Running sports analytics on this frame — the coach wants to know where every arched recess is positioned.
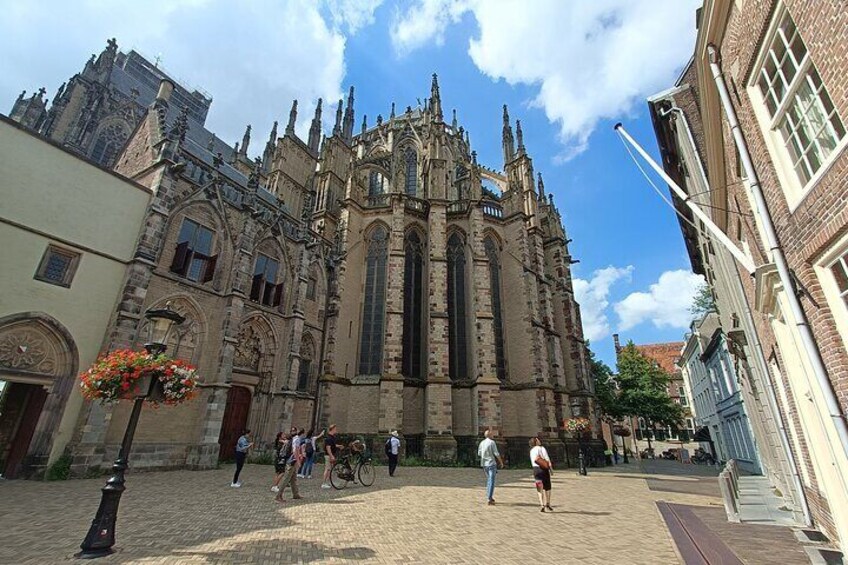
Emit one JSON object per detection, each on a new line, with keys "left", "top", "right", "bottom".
{"left": 89, "top": 119, "right": 130, "bottom": 167}
{"left": 358, "top": 222, "right": 390, "bottom": 376}
{"left": 483, "top": 234, "right": 508, "bottom": 382}
{"left": 297, "top": 333, "right": 316, "bottom": 393}
{"left": 162, "top": 201, "right": 232, "bottom": 289}
{"left": 402, "top": 226, "right": 427, "bottom": 380}
{"left": 0, "top": 312, "right": 79, "bottom": 478}
{"left": 232, "top": 313, "right": 277, "bottom": 388}
{"left": 135, "top": 295, "right": 207, "bottom": 366}
{"left": 446, "top": 229, "right": 470, "bottom": 381}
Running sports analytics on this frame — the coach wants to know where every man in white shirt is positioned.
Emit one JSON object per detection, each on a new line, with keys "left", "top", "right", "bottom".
{"left": 477, "top": 429, "right": 504, "bottom": 505}
{"left": 386, "top": 430, "right": 401, "bottom": 477}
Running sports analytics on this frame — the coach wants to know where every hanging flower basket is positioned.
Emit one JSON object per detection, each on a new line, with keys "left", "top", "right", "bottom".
{"left": 613, "top": 427, "right": 632, "bottom": 437}
{"left": 563, "top": 417, "right": 592, "bottom": 436}
{"left": 79, "top": 349, "right": 199, "bottom": 406}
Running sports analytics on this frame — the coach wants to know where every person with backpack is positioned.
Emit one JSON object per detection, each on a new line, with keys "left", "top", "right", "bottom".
{"left": 529, "top": 436, "right": 554, "bottom": 512}
{"left": 385, "top": 430, "right": 401, "bottom": 477}
{"left": 300, "top": 428, "right": 323, "bottom": 479}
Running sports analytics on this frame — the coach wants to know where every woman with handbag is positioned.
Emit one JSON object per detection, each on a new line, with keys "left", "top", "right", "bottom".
{"left": 529, "top": 437, "right": 554, "bottom": 512}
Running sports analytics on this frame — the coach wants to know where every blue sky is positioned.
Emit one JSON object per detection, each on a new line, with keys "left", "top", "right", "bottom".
{"left": 1, "top": 0, "right": 703, "bottom": 367}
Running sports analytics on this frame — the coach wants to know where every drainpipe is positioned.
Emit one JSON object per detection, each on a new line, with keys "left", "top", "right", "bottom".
{"left": 707, "top": 44, "right": 848, "bottom": 468}
{"left": 660, "top": 104, "right": 812, "bottom": 526}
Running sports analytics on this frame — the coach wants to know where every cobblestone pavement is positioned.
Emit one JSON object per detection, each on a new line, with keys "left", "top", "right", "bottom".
{"left": 0, "top": 461, "right": 800, "bottom": 564}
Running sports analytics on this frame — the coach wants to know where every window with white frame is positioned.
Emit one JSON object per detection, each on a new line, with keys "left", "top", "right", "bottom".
{"left": 817, "top": 237, "right": 848, "bottom": 350}
{"left": 752, "top": 8, "right": 845, "bottom": 191}
{"left": 829, "top": 250, "right": 848, "bottom": 309}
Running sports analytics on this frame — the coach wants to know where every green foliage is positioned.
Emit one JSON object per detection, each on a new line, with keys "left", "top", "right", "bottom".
{"left": 400, "top": 456, "right": 474, "bottom": 468}
{"left": 690, "top": 283, "right": 716, "bottom": 318}
{"left": 45, "top": 454, "right": 72, "bottom": 481}
{"left": 247, "top": 451, "right": 274, "bottom": 465}
{"left": 616, "top": 342, "right": 685, "bottom": 429}
{"left": 588, "top": 345, "right": 623, "bottom": 421}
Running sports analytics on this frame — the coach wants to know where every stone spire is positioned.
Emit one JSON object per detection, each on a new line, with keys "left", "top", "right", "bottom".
{"left": 308, "top": 98, "right": 322, "bottom": 153}
{"left": 516, "top": 119, "right": 525, "bottom": 155}
{"left": 262, "top": 121, "right": 278, "bottom": 171}
{"left": 361, "top": 114, "right": 367, "bottom": 135}
{"left": 430, "top": 73, "right": 443, "bottom": 122}
{"left": 342, "top": 86, "right": 355, "bottom": 141}
{"left": 537, "top": 172, "right": 545, "bottom": 200}
{"left": 451, "top": 109, "right": 457, "bottom": 130}
{"left": 502, "top": 104, "right": 515, "bottom": 165}
{"left": 390, "top": 102, "right": 395, "bottom": 120}
{"left": 333, "top": 98, "right": 343, "bottom": 137}
{"left": 286, "top": 100, "right": 297, "bottom": 135}
{"left": 240, "top": 124, "right": 251, "bottom": 156}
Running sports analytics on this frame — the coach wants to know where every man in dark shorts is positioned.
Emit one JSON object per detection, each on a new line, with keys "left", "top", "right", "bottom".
{"left": 321, "top": 424, "right": 339, "bottom": 489}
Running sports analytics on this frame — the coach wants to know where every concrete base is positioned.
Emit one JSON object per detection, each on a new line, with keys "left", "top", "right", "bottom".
{"left": 423, "top": 435, "right": 457, "bottom": 462}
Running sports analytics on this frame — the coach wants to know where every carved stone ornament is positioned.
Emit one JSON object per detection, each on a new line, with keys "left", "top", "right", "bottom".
{"left": 0, "top": 325, "right": 62, "bottom": 376}
{"left": 233, "top": 325, "right": 262, "bottom": 372}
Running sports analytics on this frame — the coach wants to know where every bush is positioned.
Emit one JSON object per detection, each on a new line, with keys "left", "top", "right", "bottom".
{"left": 247, "top": 451, "right": 274, "bottom": 465}
{"left": 45, "top": 454, "right": 72, "bottom": 481}
{"left": 400, "top": 456, "right": 474, "bottom": 468}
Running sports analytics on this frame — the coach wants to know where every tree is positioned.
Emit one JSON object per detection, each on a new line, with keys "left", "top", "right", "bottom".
{"left": 690, "top": 283, "right": 716, "bottom": 318}
{"left": 588, "top": 345, "right": 622, "bottom": 421}
{"left": 615, "top": 342, "right": 685, "bottom": 451}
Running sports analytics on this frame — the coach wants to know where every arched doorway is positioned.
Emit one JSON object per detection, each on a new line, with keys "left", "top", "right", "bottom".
{"left": 0, "top": 313, "right": 77, "bottom": 478}
{"left": 218, "top": 386, "right": 251, "bottom": 461}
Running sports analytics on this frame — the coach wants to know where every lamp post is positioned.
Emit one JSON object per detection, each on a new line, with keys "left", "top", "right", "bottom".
{"left": 570, "top": 400, "right": 588, "bottom": 477}
{"left": 76, "top": 304, "right": 184, "bottom": 559}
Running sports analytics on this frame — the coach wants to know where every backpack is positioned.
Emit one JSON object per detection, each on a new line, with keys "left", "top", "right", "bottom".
{"left": 385, "top": 438, "right": 392, "bottom": 456}
{"left": 305, "top": 439, "right": 315, "bottom": 458}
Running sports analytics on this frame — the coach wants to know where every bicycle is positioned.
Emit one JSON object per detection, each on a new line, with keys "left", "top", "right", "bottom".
{"left": 330, "top": 440, "right": 375, "bottom": 489}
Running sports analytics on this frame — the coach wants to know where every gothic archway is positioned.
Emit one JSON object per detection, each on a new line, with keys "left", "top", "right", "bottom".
{"left": 0, "top": 312, "right": 78, "bottom": 478}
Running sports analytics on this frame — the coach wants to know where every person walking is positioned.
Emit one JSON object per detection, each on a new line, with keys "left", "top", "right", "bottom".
{"left": 386, "top": 430, "right": 401, "bottom": 477}
{"left": 276, "top": 429, "right": 304, "bottom": 503}
{"left": 231, "top": 429, "right": 253, "bottom": 487}
{"left": 300, "top": 428, "right": 323, "bottom": 479}
{"left": 530, "top": 437, "right": 554, "bottom": 512}
{"left": 478, "top": 429, "right": 503, "bottom": 505}
{"left": 271, "top": 431, "right": 290, "bottom": 493}
{"left": 321, "top": 424, "right": 339, "bottom": 489}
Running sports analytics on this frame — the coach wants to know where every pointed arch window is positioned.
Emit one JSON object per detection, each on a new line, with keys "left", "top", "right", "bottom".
{"left": 369, "top": 170, "right": 386, "bottom": 196}
{"left": 297, "top": 336, "right": 315, "bottom": 392}
{"left": 403, "top": 230, "right": 425, "bottom": 379}
{"left": 485, "top": 237, "right": 507, "bottom": 382}
{"left": 404, "top": 147, "right": 418, "bottom": 196}
{"left": 447, "top": 232, "right": 468, "bottom": 380}
{"left": 358, "top": 225, "right": 388, "bottom": 375}
{"left": 90, "top": 123, "right": 128, "bottom": 167}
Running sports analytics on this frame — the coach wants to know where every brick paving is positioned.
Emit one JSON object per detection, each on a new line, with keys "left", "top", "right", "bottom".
{"left": 0, "top": 461, "right": 809, "bottom": 564}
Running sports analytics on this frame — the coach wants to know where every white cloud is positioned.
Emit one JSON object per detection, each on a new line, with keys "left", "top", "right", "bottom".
{"left": 324, "top": 0, "right": 385, "bottom": 34}
{"left": 390, "top": 0, "right": 700, "bottom": 160}
{"left": 614, "top": 269, "right": 704, "bottom": 332}
{"left": 573, "top": 265, "right": 634, "bottom": 342}
{"left": 0, "top": 0, "right": 354, "bottom": 151}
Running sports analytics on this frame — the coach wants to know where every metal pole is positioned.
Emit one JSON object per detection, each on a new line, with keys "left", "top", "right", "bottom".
{"left": 707, "top": 44, "right": 848, "bottom": 468}
{"left": 76, "top": 376, "right": 154, "bottom": 559}
{"left": 614, "top": 123, "right": 756, "bottom": 274}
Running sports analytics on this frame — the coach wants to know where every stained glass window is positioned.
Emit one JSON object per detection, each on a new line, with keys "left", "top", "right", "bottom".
{"left": 402, "top": 231, "right": 425, "bottom": 379}
{"left": 358, "top": 225, "right": 388, "bottom": 375}
{"left": 447, "top": 232, "right": 468, "bottom": 380}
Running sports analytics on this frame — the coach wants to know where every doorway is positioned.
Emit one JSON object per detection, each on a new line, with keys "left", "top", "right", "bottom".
{"left": 0, "top": 381, "right": 49, "bottom": 478}
{"left": 218, "top": 386, "right": 251, "bottom": 461}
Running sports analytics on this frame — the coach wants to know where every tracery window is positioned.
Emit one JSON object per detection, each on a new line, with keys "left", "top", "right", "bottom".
{"left": 484, "top": 237, "right": 507, "bottom": 381}
{"left": 369, "top": 170, "right": 387, "bottom": 196}
{"left": 171, "top": 218, "right": 217, "bottom": 283}
{"left": 90, "top": 123, "right": 129, "bottom": 167}
{"left": 447, "top": 232, "right": 468, "bottom": 380}
{"left": 358, "top": 225, "right": 388, "bottom": 375}
{"left": 404, "top": 147, "right": 418, "bottom": 196}
{"left": 402, "top": 230, "right": 425, "bottom": 379}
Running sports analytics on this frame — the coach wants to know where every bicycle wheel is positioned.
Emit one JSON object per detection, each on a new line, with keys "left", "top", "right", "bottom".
{"left": 357, "top": 460, "right": 375, "bottom": 486}
{"left": 330, "top": 461, "right": 350, "bottom": 490}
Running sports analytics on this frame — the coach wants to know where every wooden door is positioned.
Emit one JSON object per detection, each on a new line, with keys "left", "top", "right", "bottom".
{"left": 1, "top": 383, "right": 48, "bottom": 479}
{"left": 218, "top": 386, "right": 251, "bottom": 461}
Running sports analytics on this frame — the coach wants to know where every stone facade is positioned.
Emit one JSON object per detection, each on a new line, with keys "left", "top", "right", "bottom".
{"left": 8, "top": 42, "right": 602, "bottom": 470}
{"left": 650, "top": 0, "right": 848, "bottom": 550}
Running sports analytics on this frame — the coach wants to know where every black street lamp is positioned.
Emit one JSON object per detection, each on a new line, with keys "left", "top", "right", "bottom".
{"left": 76, "top": 304, "right": 184, "bottom": 559}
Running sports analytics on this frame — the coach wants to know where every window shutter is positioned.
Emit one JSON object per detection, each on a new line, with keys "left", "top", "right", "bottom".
{"left": 170, "top": 241, "right": 191, "bottom": 275}
{"left": 272, "top": 283, "right": 284, "bottom": 307}
{"left": 202, "top": 254, "right": 218, "bottom": 283}
{"left": 250, "top": 274, "right": 263, "bottom": 302}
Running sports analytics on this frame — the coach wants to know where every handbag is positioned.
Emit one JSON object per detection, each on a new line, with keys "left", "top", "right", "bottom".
{"left": 534, "top": 456, "right": 550, "bottom": 470}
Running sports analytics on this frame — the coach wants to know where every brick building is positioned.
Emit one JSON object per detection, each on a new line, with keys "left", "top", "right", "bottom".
{"left": 649, "top": 0, "right": 848, "bottom": 550}
{"left": 4, "top": 40, "right": 602, "bottom": 474}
